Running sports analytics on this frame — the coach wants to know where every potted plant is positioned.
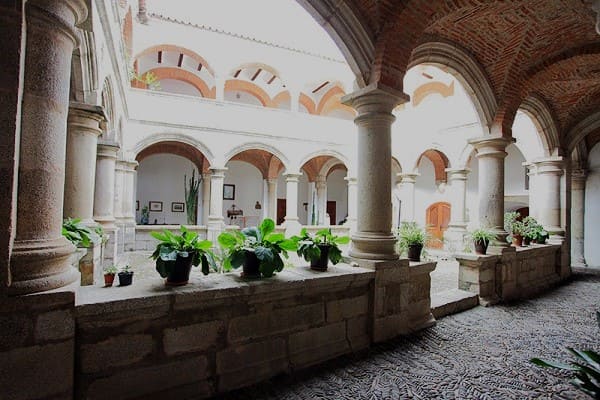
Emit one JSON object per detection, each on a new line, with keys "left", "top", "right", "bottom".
{"left": 62, "top": 218, "right": 93, "bottom": 247}
{"left": 103, "top": 265, "right": 118, "bottom": 287}
{"left": 118, "top": 265, "right": 134, "bottom": 286}
{"left": 522, "top": 216, "right": 539, "bottom": 246}
{"left": 150, "top": 226, "right": 215, "bottom": 286}
{"left": 293, "top": 228, "right": 350, "bottom": 271}
{"left": 504, "top": 211, "right": 525, "bottom": 247}
{"left": 396, "top": 222, "right": 428, "bottom": 262}
{"left": 469, "top": 227, "right": 497, "bottom": 255}
{"left": 217, "top": 218, "right": 297, "bottom": 278}
{"left": 140, "top": 205, "right": 150, "bottom": 225}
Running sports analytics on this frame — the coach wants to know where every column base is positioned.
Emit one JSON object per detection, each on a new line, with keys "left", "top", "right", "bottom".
{"left": 115, "top": 218, "right": 136, "bottom": 253}
{"left": 101, "top": 226, "right": 119, "bottom": 268}
{"left": 572, "top": 258, "right": 587, "bottom": 268}
{"left": 445, "top": 224, "right": 468, "bottom": 253}
{"left": 282, "top": 217, "right": 302, "bottom": 236}
{"left": 8, "top": 237, "right": 79, "bottom": 295}
{"left": 349, "top": 231, "right": 399, "bottom": 261}
{"left": 207, "top": 216, "right": 225, "bottom": 242}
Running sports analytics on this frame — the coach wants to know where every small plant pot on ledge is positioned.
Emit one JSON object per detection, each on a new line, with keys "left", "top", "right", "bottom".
{"left": 310, "top": 244, "right": 330, "bottom": 271}
{"left": 165, "top": 254, "right": 195, "bottom": 286}
{"left": 103, "top": 273, "right": 115, "bottom": 287}
{"left": 242, "top": 251, "right": 261, "bottom": 279}
{"left": 118, "top": 271, "right": 134, "bottom": 286}
{"left": 474, "top": 239, "right": 489, "bottom": 255}
{"left": 407, "top": 244, "right": 423, "bottom": 262}
{"left": 512, "top": 234, "right": 524, "bottom": 247}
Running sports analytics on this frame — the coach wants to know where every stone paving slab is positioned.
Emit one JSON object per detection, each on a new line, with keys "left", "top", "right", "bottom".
{"left": 218, "top": 274, "right": 600, "bottom": 400}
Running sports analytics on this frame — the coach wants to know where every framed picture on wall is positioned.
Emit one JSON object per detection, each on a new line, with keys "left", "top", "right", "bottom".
{"left": 223, "top": 184, "right": 235, "bottom": 200}
{"left": 171, "top": 202, "right": 184, "bottom": 212}
{"left": 136, "top": 200, "right": 139, "bottom": 211}
{"left": 149, "top": 201, "right": 163, "bottom": 212}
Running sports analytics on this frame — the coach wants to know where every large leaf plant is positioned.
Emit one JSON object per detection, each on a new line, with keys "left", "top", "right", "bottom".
{"left": 217, "top": 218, "right": 297, "bottom": 278}
{"left": 150, "top": 226, "right": 216, "bottom": 277}
{"left": 293, "top": 228, "right": 349, "bottom": 265}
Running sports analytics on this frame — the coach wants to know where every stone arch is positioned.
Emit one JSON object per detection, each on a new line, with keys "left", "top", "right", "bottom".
{"left": 316, "top": 85, "right": 344, "bottom": 114}
{"left": 571, "top": 141, "right": 588, "bottom": 171}
{"left": 135, "top": 140, "right": 211, "bottom": 173}
{"left": 100, "top": 77, "right": 116, "bottom": 141}
{"left": 228, "top": 62, "right": 285, "bottom": 84}
{"left": 409, "top": 41, "right": 498, "bottom": 132}
{"left": 224, "top": 80, "right": 273, "bottom": 107}
{"left": 459, "top": 144, "right": 477, "bottom": 169}
{"left": 567, "top": 111, "right": 600, "bottom": 153}
{"left": 415, "top": 149, "right": 451, "bottom": 183}
{"left": 519, "top": 95, "right": 560, "bottom": 157}
{"left": 146, "top": 67, "right": 213, "bottom": 98}
{"left": 412, "top": 81, "right": 455, "bottom": 107}
{"left": 224, "top": 142, "right": 290, "bottom": 173}
{"left": 227, "top": 149, "right": 286, "bottom": 180}
{"left": 298, "top": 149, "right": 353, "bottom": 177}
{"left": 272, "top": 91, "right": 291, "bottom": 108}
{"left": 299, "top": 93, "right": 317, "bottom": 114}
{"left": 134, "top": 44, "right": 216, "bottom": 76}
{"left": 319, "top": 157, "right": 347, "bottom": 177}
{"left": 133, "top": 133, "right": 215, "bottom": 167}
{"left": 70, "top": 30, "right": 97, "bottom": 104}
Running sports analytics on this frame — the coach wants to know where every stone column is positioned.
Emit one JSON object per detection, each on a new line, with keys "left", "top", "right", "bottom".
{"left": 398, "top": 173, "right": 418, "bottom": 223}
{"left": 344, "top": 176, "right": 358, "bottom": 232}
{"left": 525, "top": 163, "right": 539, "bottom": 220}
{"left": 266, "top": 178, "right": 278, "bottom": 222}
{"left": 64, "top": 103, "right": 104, "bottom": 225}
{"left": 9, "top": 0, "right": 88, "bottom": 295}
{"left": 315, "top": 175, "right": 328, "bottom": 225}
{"left": 445, "top": 168, "right": 470, "bottom": 250}
{"left": 283, "top": 173, "right": 302, "bottom": 235}
{"left": 115, "top": 158, "right": 138, "bottom": 253}
{"left": 201, "top": 172, "right": 211, "bottom": 225}
{"left": 571, "top": 169, "right": 587, "bottom": 267}
{"left": 469, "top": 136, "right": 513, "bottom": 250}
{"left": 207, "top": 167, "right": 226, "bottom": 241}
{"left": 342, "top": 84, "right": 408, "bottom": 260}
{"left": 94, "top": 141, "right": 120, "bottom": 266}
{"left": 532, "top": 157, "right": 564, "bottom": 239}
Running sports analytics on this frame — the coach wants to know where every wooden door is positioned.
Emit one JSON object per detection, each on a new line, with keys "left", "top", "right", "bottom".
{"left": 425, "top": 202, "right": 451, "bottom": 248}
{"left": 327, "top": 201, "right": 336, "bottom": 225}
{"left": 276, "top": 199, "right": 286, "bottom": 225}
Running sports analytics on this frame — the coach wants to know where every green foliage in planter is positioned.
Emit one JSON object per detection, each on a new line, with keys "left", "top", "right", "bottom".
{"left": 184, "top": 170, "right": 200, "bottom": 225}
{"left": 531, "top": 312, "right": 600, "bottom": 398}
{"left": 522, "top": 216, "right": 548, "bottom": 241}
{"left": 293, "top": 228, "right": 350, "bottom": 265}
{"left": 504, "top": 211, "right": 525, "bottom": 236}
{"left": 103, "top": 265, "right": 118, "bottom": 275}
{"left": 150, "top": 226, "right": 215, "bottom": 277}
{"left": 62, "top": 218, "right": 93, "bottom": 247}
{"left": 396, "top": 222, "right": 429, "bottom": 256}
{"left": 217, "top": 218, "right": 297, "bottom": 278}
{"left": 469, "top": 227, "right": 497, "bottom": 244}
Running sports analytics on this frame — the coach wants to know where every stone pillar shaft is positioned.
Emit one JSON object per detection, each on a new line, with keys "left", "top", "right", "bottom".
{"left": 266, "top": 178, "right": 278, "bottom": 222}
{"left": 284, "top": 173, "right": 301, "bottom": 222}
{"left": 571, "top": 169, "right": 587, "bottom": 267}
{"left": 9, "top": 0, "right": 88, "bottom": 295}
{"left": 532, "top": 157, "right": 564, "bottom": 233}
{"left": 469, "top": 136, "right": 513, "bottom": 248}
{"left": 208, "top": 168, "right": 226, "bottom": 224}
{"left": 345, "top": 176, "right": 358, "bottom": 231}
{"left": 64, "top": 103, "right": 104, "bottom": 225}
{"left": 93, "top": 142, "right": 119, "bottom": 227}
{"left": 202, "top": 173, "right": 211, "bottom": 225}
{"left": 398, "top": 173, "right": 418, "bottom": 223}
{"left": 342, "top": 84, "right": 408, "bottom": 260}
{"left": 446, "top": 168, "right": 469, "bottom": 227}
{"left": 315, "top": 175, "right": 327, "bottom": 225}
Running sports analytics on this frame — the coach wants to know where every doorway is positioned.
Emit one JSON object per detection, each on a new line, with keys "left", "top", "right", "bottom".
{"left": 326, "top": 201, "right": 336, "bottom": 225}
{"left": 426, "top": 202, "right": 450, "bottom": 248}
{"left": 276, "top": 198, "right": 286, "bottom": 225}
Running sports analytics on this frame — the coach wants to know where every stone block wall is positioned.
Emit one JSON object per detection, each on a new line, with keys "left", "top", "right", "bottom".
{"left": 74, "top": 266, "right": 374, "bottom": 399}
{"left": 134, "top": 225, "right": 208, "bottom": 251}
{"left": 456, "top": 244, "right": 563, "bottom": 303}
{"left": 0, "top": 290, "right": 76, "bottom": 400}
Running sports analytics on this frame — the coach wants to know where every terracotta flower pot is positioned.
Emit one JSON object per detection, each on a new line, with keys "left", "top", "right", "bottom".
{"left": 512, "top": 234, "right": 524, "bottom": 247}
{"left": 407, "top": 244, "right": 423, "bottom": 262}
{"left": 103, "top": 273, "right": 115, "bottom": 287}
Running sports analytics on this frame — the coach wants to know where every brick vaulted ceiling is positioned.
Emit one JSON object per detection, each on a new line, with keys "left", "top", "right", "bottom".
{"left": 302, "top": 0, "right": 600, "bottom": 151}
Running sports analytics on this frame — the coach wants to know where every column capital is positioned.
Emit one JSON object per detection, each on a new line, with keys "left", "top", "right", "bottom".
{"left": 27, "top": 0, "right": 88, "bottom": 47}
{"left": 209, "top": 167, "right": 227, "bottom": 178}
{"left": 532, "top": 156, "right": 564, "bottom": 176}
{"left": 571, "top": 168, "right": 587, "bottom": 181}
{"left": 445, "top": 168, "right": 470, "bottom": 181}
{"left": 266, "top": 177, "right": 278, "bottom": 184}
{"left": 398, "top": 172, "right": 419, "bottom": 183}
{"left": 97, "top": 141, "right": 120, "bottom": 158}
{"left": 115, "top": 158, "right": 138, "bottom": 172}
{"left": 344, "top": 176, "right": 358, "bottom": 185}
{"left": 284, "top": 172, "right": 302, "bottom": 182}
{"left": 315, "top": 174, "right": 327, "bottom": 187}
{"left": 469, "top": 135, "right": 514, "bottom": 159}
{"left": 342, "top": 83, "right": 409, "bottom": 120}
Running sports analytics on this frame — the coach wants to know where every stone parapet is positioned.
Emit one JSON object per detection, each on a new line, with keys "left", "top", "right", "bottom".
{"left": 456, "top": 244, "right": 563, "bottom": 304}
{"left": 134, "top": 224, "right": 208, "bottom": 251}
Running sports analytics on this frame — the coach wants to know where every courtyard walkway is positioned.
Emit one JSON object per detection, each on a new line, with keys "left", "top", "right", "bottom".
{"left": 218, "top": 272, "right": 600, "bottom": 400}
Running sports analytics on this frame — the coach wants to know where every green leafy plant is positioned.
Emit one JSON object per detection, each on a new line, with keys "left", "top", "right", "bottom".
{"left": 396, "top": 222, "right": 429, "bottom": 255}
{"left": 150, "top": 226, "right": 216, "bottom": 277}
{"left": 293, "top": 228, "right": 350, "bottom": 265}
{"left": 217, "top": 218, "right": 297, "bottom": 278}
{"left": 103, "top": 265, "right": 118, "bottom": 275}
{"left": 469, "top": 227, "right": 497, "bottom": 244}
{"left": 94, "top": 225, "right": 109, "bottom": 245}
{"left": 62, "top": 218, "right": 93, "bottom": 247}
{"left": 120, "top": 265, "right": 132, "bottom": 273}
{"left": 531, "top": 312, "right": 600, "bottom": 398}
{"left": 184, "top": 170, "right": 201, "bottom": 225}
{"left": 141, "top": 205, "right": 150, "bottom": 224}
{"left": 522, "top": 216, "right": 548, "bottom": 242}
{"left": 504, "top": 211, "right": 525, "bottom": 236}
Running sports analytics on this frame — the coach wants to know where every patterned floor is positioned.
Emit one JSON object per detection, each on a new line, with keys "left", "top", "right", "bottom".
{"left": 220, "top": 273, "right": 600, "bottom": 400}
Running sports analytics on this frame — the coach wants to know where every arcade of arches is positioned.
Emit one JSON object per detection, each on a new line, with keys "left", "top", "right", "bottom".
{"left": 1, "top": 0, "right": 600, "bottom": 399}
